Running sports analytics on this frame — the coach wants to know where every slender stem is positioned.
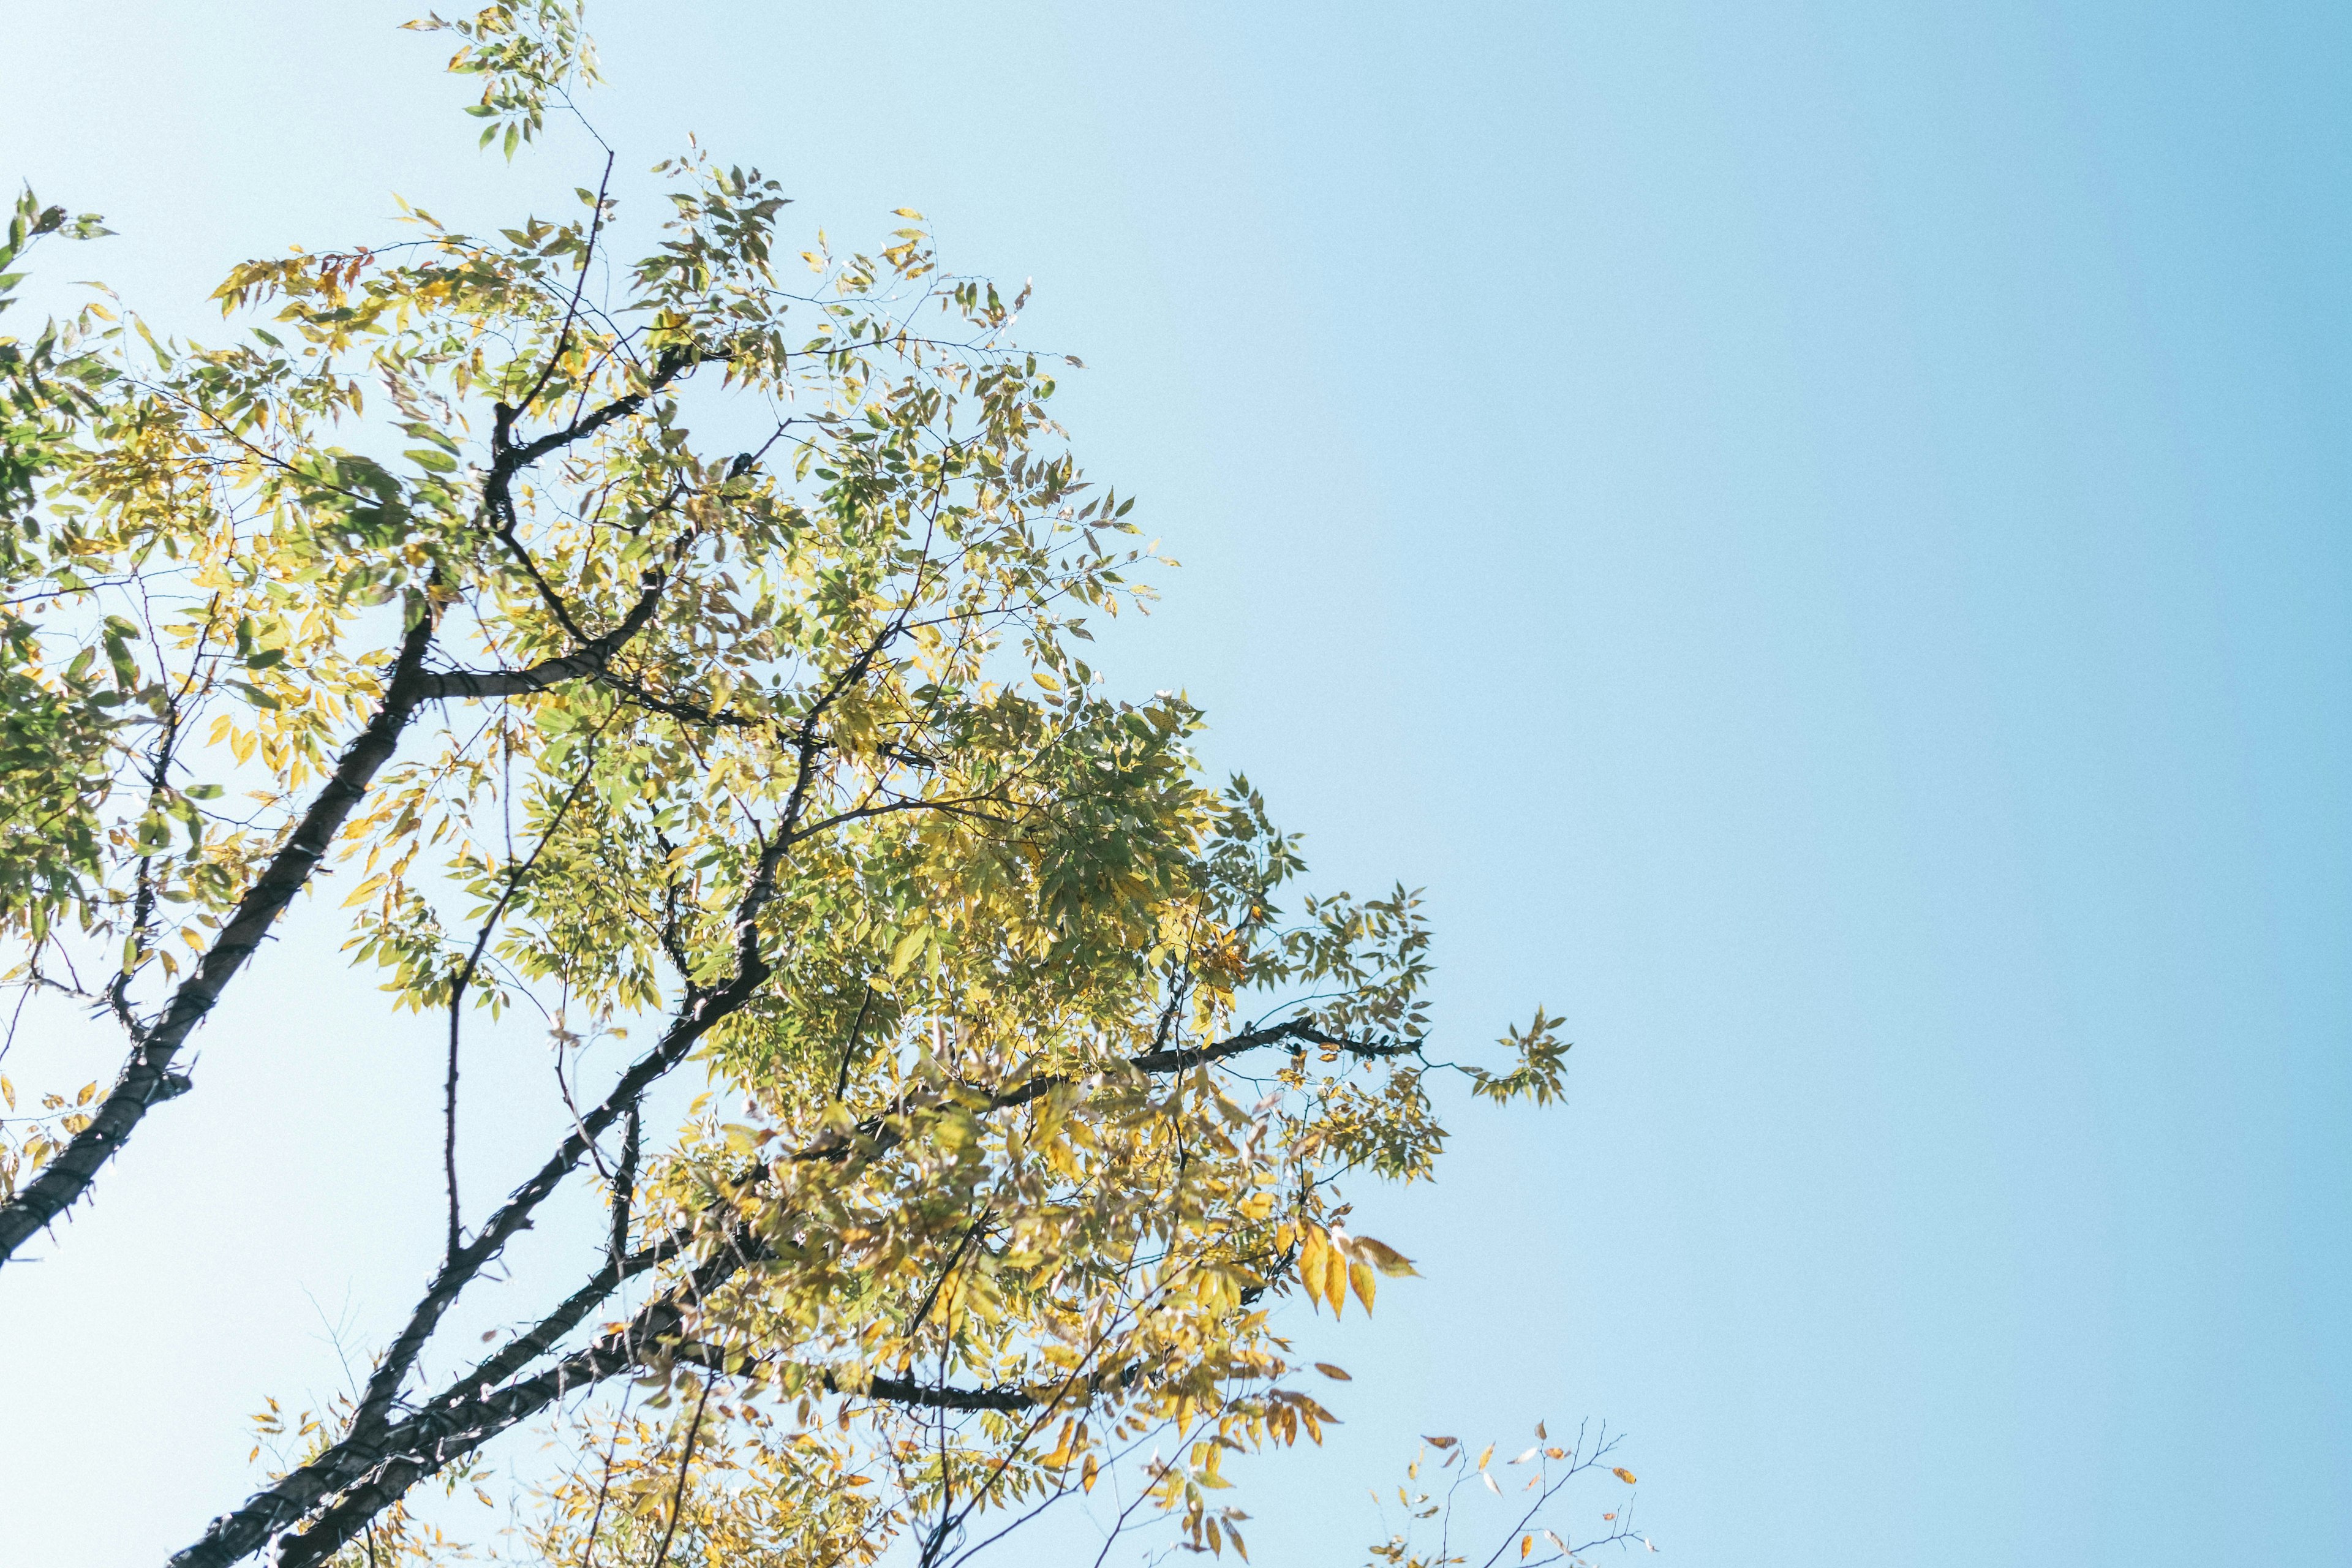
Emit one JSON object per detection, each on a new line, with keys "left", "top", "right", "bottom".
{"left": 834, "top": 984, "right": 876, "bottom": 1101}
{"left": 443, "top": 993, "right": 464, "bottom": 1262}
{"left": 443, "top": 745, "right": 605, "bottom": 1266}
{"left": 907, "top": 1205, "right": 990, "bottom": 1340}
{"left": 608, "top": 1102, "right": 641, "bottom": 1265}
{"left": 576, "top": 1382, "right": 631, "bottom": 1568}
{"left": 647, "top": 1376, "right": 714, "bottom": 1568}
{"left": 514, "top": 150, "right": 616, "bottom": 422}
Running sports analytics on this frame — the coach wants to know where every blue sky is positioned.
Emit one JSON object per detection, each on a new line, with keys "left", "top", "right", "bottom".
{"left": 4, "top": 3, "right": 2348, "bottom": 1563}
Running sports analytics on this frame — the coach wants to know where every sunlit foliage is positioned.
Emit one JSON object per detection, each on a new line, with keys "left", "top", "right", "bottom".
{"left": 0, "top": 6, "right": 1601, "bottom": 1565}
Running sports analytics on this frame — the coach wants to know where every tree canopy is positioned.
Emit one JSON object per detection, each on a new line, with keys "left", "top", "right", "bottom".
{"left": 0, "top": 6, "right": 1643, "bottom": 1564}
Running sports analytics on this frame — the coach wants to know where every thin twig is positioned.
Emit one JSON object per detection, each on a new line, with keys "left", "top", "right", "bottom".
{"left": 576, "top": 1381, "right": 632, "bottom": 1568}
{"left": 647, "top": 1376, "right": 714, "bottom": 1568}
{"left": 834, "top": 985, "right": 876, "bottom": 1101}
{"left": 608, "top": 1102, "right": 640, "bottom": 1267}
{"left": 445, "top": 740, "right": 606, "bottom": 1263}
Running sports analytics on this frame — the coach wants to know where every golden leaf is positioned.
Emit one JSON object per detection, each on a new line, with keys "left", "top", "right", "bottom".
{"left": 1041, "top": 1418, "right": 1075, "bottom": 1469}
{"left": 1322, "top": 1245, "right": 1350, "bottom": 1319}
{"left": 1354, "top": 1235, "right": 1421, "bottom": 1277}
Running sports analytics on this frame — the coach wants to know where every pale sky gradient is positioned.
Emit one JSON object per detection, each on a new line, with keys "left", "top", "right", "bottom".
{"left": 3, "top": 3, "right": 2348, "bottom": 1564}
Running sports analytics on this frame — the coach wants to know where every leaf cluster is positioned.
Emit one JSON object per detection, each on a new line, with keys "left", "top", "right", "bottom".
{"left": 0, "top": 9, "right": 1605, "bottom": 1567}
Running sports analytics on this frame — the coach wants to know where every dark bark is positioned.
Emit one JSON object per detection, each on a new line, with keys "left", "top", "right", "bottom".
{"left": 0, "top": 358, "right": 698, "bottom": 1270}
{"left": 343, "top": 965, "right": 769, "bottom": 1453}
{"left": 0, "top": 605, "right": 439, "bottom": 1266}
{"left": 414, "top": 567, "right": 667, "bottom": 701}
{"left": 168, "top": 993, "right": 1404, "bottom": 1566}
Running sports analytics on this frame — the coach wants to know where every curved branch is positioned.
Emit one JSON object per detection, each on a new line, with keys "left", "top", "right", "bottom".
{"left": 984, "top": 1018, "right": 1418, "bottom": 1117}
{"left": 483, "top": 351, "right": 697, "bottom": 643}
{"left": 417, "top": 559, "right": 669, "bottom": 702}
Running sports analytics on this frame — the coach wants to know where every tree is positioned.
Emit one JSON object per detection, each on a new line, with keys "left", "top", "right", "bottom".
{"left": 0, "top": 6, "right": 1646, "bottom": 1564}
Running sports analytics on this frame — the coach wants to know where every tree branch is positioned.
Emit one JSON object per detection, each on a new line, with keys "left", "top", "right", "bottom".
{"left": 170, "top": 1013, "right": 1405, "bottom": 1565}
{"left": 0, "top": 598, "right": 442, "bottom": 1267}
{"left": 171, "top": 1230, "right": 736, "bottom": 1568}
{"left": 341, "top": 809, "right": 797, "bottom": 1463}
{"left": 483, "top": 351, "right": 697, "bottom": 644}
{"left": 443, "top": 744, "right": 606, "bottom": 1264}
{"left": 342, "top": 960, "right": 769, "bottom": 1454}
{"left": 608, "top": 1102, "right": 641, "bottom": 1267}
{"left": 980, "top": 1017, "right": 1416, "bottom": 1118}
{"left": 416, "top": 562, "right": 669, "bottom": 702}
{"left": 645, "top": 1376, "right": 713, "bottom": 1568}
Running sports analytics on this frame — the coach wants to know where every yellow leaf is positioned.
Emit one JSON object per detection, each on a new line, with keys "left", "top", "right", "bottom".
{"left": 1354, "top": 1235, "right": 1420, "bottom": 1276}
{"left": 1297, "top": 1227, "right": 1329, "bottom": 1310}
{"left": 1521, "top": 1535, "right": 1533, "bottom": 1559}
{"left": 1349, "top": 1260, "right": 1376, "bottom": 1314}
{"left": 1319, "top": 1241, "right": 1349, "bottom": 1319}
{"left": 1313, "top": 1363, "right": 1351, "bottom": 1381}
{"left": 1613, "top": 1468, "right": 1638, "bottom": 1485}
{"left": 1476, "top": 1443, "right": 1495, "bottom": 1471}
{"left": 1423, "top": 1435, "right": 1457, "bottom": 1449}
{"left": 1041, "top": 1417, "right": 1075, "bottom": 1469}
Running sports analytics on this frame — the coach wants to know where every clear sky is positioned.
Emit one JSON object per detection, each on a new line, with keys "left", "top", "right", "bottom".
{"left": 4, "top": 2, "right": 2348, "bottom": 1564}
